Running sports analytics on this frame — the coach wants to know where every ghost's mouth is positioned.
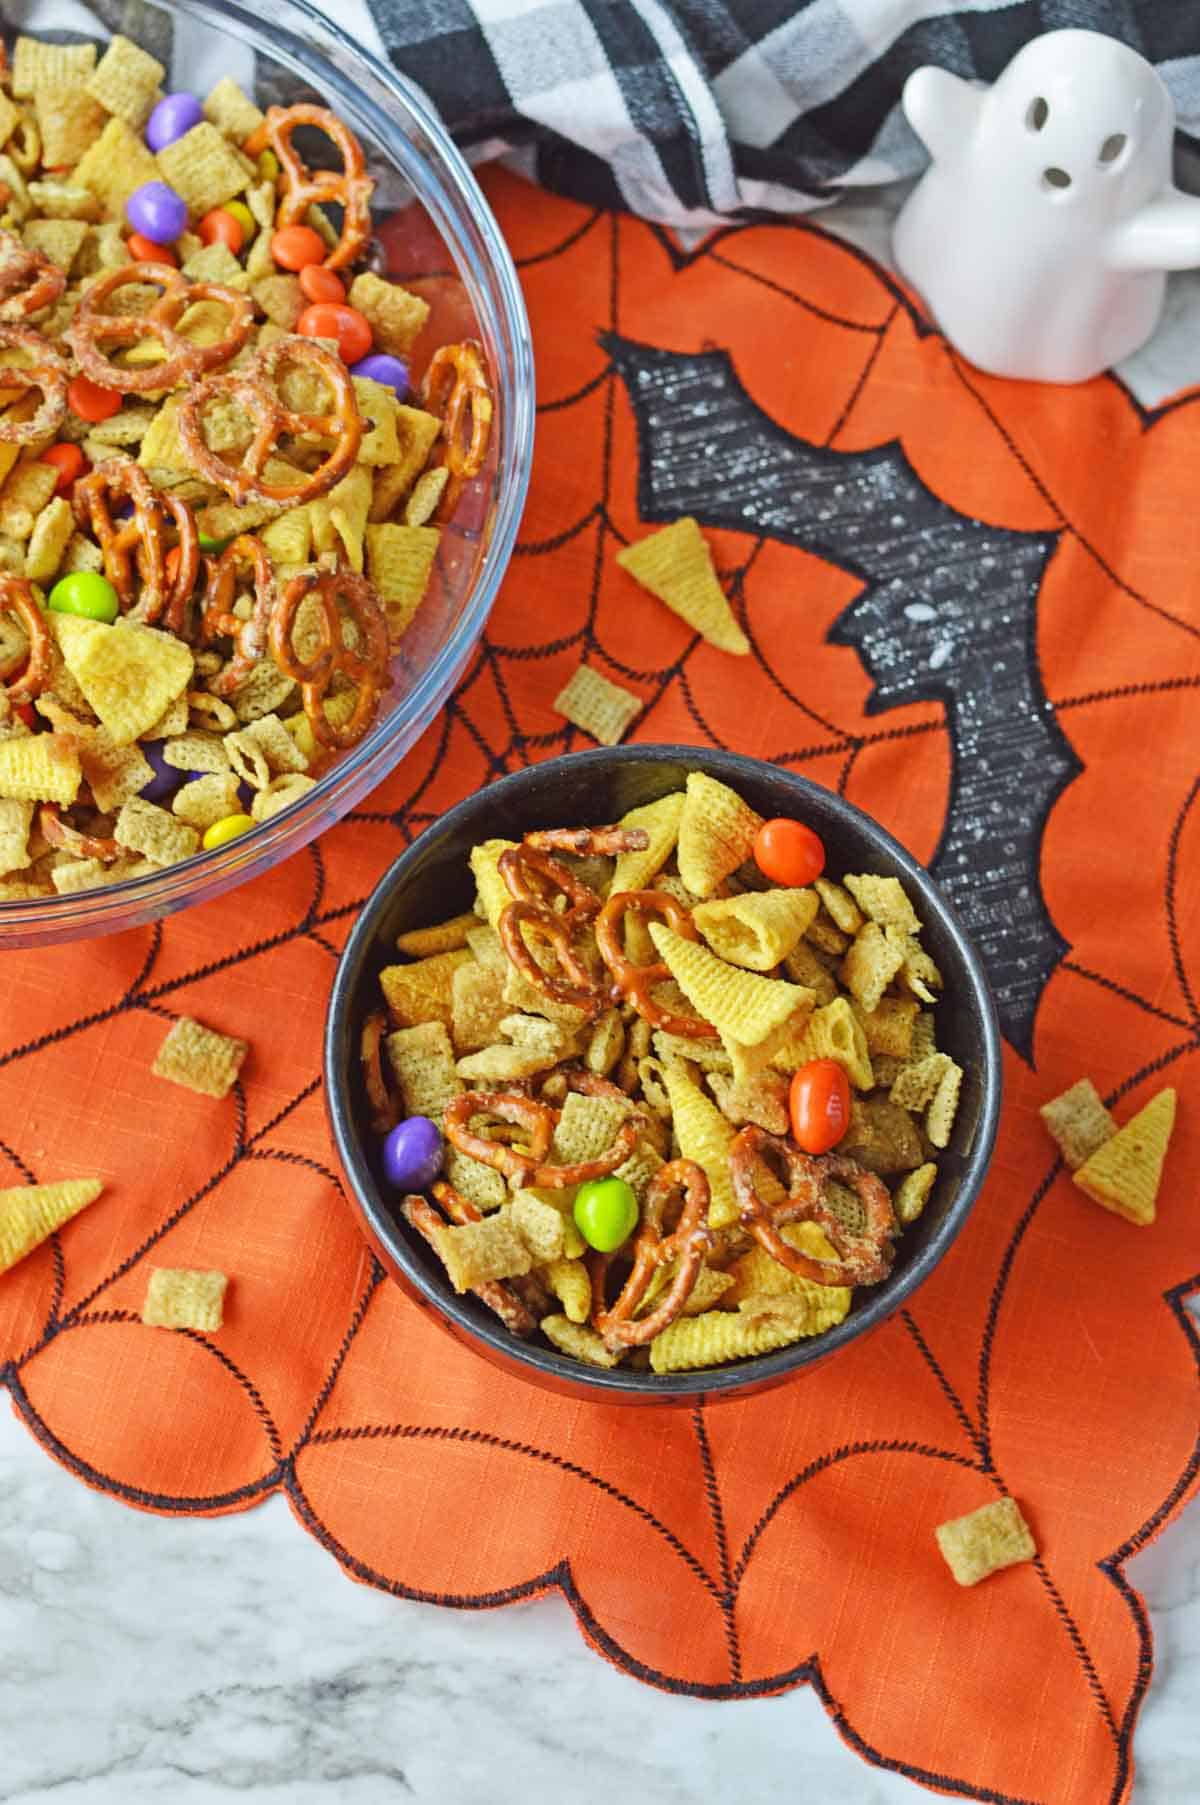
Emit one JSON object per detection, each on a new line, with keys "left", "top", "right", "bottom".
{"left": 1041, "top": 166, "right": 1072, "bottom": 191}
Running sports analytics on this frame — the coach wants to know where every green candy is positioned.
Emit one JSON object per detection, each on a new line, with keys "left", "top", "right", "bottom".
{"left": 47, "top": 571, "right": 119, "bottom": 623}
{"left": 573, "top": 1176, "right": 638, "bottom": 1253}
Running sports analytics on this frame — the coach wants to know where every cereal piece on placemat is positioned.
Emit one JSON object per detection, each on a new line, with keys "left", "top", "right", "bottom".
{"left": 0, "top": 1179, "right": 103, "bottom": 1275}
{"left": 1072, "top": 1087, "right": 1176, "bottom": 1226}
{"left": 616, "top": 517, "right": 749, "bottom": 655}
{"left": 152, "top": 1016, "right": 248, "bottom": 1098}
{"left": 935, "top": 1497, "right": 1036, "bottom": 1587}
{"left": 86, "top": 34, "right": 165, "bottom": 130}
{"left": 142, "top": 1267, "right": 228, "bottom": 1331}
{"left": 1040, "top": 1078, "right": 1117, "bottom": 1171}
{"left": 677, "top": 770, "right": 762, "bottom": 897}
{"left": 553, "top": 663, "right": 642, "bottom": 746}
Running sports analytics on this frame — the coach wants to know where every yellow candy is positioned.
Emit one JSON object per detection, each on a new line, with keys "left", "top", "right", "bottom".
{"left": 202, "top": 812, "right": 254, "bottom": 850}
{"left": 224, "top": 199, "right": 256, "bottom": 240}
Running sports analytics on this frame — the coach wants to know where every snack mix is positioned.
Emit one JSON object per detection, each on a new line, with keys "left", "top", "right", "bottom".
{"left": 362, "top": 770, "right": 968, "bottom": 1374}
{"left": 0, "top": 34, "right": 493, "bottom": 901}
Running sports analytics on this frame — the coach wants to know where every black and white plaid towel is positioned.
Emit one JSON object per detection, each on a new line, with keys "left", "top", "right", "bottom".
{"left": 366, "top": 0, "right": 1200, "bottom": 223}
{"left": 18, "top": 0, "right": 1200, "bottom": 225}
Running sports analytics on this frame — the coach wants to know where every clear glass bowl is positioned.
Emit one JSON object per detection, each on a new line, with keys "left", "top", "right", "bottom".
{"left": 0, "top": 0, "right": 533, "bottom": 948}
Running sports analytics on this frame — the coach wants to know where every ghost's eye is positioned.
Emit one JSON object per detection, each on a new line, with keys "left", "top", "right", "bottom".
{"left": 1026, "top": 96, "right": 1049, "bottom": 132}
{"left": 1099, "top": 133, "right": 1127, "bottom": 165}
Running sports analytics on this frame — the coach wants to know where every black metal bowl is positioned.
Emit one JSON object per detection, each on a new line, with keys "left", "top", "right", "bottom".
{"left": 325, "top": 746, "right": 1002, "bottom": 1404}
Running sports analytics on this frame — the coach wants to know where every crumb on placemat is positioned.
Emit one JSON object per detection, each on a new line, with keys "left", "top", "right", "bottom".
{"left": 152, "top": 1016, "right": 248, "bottom": 1098}
{"left": 553, "top": 663, "right": 642, "bottom": 746}
{"left": 935, "top": 1496, "right": 1036, "bottom": 1587}
{"left": 142, "top": 1267, "right": 228, "bottom": 1331}
{"left": 1039, "top": 1077, "right": 1116, "bottom": 1171}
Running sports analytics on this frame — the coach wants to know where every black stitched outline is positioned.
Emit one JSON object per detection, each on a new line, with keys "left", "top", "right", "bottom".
{"left": 1062, "top": 960, "right": 1195, "bottom": 1035}
{"left": 1163, "top": 775, "right": 1200, "bottom": 1029}
{"left": 691, "top": 1405, "right": 740, "bottom": 1681}
{"left": 303, "top": 1421, "right": 722, "bottom": 1599}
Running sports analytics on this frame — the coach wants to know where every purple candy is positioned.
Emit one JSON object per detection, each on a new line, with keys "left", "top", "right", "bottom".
{"left": 381, "top": 1115, "right": 443, "bottom": 1190}
{"left": 140, "top": 738, "right": 181, "bottom": 803}
{"left": 145, "top": 92, "right": 204, "bottom": 153}
{"left": 349, "top": 352, "right": 409, "bottom": 398}
{"left": 126, "top": 181, "right": 188, "bottom": 246}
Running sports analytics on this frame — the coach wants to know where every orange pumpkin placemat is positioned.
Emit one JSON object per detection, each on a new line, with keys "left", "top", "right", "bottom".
{"left": 2, "top": 169, "right": 1198, "bottom": 1805}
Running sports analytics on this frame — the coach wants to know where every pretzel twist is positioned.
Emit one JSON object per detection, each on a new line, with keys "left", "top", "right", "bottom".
{"left": 66, "top": 264, "right": 252, "bottom": 395}
{"left": 0, "top": 228, "right": 65, "bottom": 321}
{"left": 420, "top": 340, "right": 494, "bottom": 517}
{"left": 268, "top": 560, "right": 390, "bottom": 750}
{"left": 443, "top": 1073, "right": 645, "bottom": 1191}
{"left": 730, "top": 1125, "right": 898, "bottom": 1287}
{"left": 38, "top": 804, "right": 121, "bottom": 865}
{"left": 72, "top": 461, "right": 199, "bottom": 629}
{"left": 178, "top": 335, "right": 362, "bottom": 507}
{"left": 200, "top": 533, "right": 278, "bottom": 694}
{"left": 497, "top": 841, "right": 609, "bottom": 1015}
{"left": 243, "top": 104, "right": 374, "bottom": 272}
{"left": 589, "top": 1157, "right": 714, "bottom": 1348}
{"left": 595, "top": 889, "right": 721, "bottom": 1040}
{"left": 0, "top": 574, "right": 54, "bottom": 705}
{"left": 0, "top": 323, "right": 67, "bottom": 443}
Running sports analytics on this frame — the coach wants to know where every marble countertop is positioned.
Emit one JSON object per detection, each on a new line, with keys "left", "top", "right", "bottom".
{"left": 3, "top": 45, "right": 1200, "bottom": 1793}
{"left": 1, "top": 1397, "right": 1198, "bottom": 1803}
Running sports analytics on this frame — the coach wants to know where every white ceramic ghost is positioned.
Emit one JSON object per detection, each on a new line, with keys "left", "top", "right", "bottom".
{"left": 893, "top": 29, "right": 1200, "bottom": 383}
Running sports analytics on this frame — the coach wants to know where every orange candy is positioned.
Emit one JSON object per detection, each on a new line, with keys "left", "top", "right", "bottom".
{"left": 39, "top": 443, "right": 88, "bottom": 494}
{"left": 298, "top": 264, "right": 345, "bottom": 304}
{"left": 753, "top": 817, "right": 826, "bottom": 888}
{"left": 67, "top": 373, "right": 122, "bottom": 424}
{"left": 198, "top": 208, "right": 245, "bottom": 254}
{"left": 126, "top": 233, "right": 177, "bottom": 266}
{"left": 788, "top": 1059, "right": 851, "bottom": 1154}
{"left": 270, "top": 224, "right": 328, "bottom": 271}
{"left": 296, "top": 302, "right": 372, "bottom": 364}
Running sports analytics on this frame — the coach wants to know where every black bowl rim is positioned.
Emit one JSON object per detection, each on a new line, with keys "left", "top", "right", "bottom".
{"left": 325, "top": 746, "right": 1003, "bottom": 1400}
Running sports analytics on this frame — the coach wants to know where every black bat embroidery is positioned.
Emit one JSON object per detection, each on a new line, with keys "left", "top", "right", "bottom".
{"left": 604, "top": 333, "right": 1080, "bottom": 1062}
